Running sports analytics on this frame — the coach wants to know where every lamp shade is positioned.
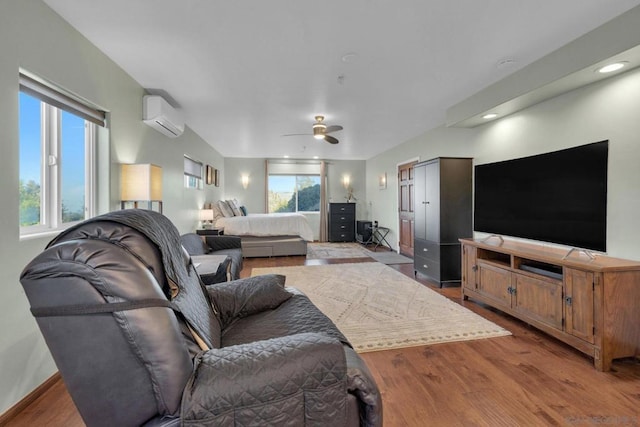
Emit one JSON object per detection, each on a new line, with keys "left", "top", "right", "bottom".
{"left": 121, "top": 164, "right": 163, "bottom": 201}
{"left": 199, "top": 209, "right": 214, "bottom": 221}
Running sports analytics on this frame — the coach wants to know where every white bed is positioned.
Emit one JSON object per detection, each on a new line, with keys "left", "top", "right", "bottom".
{"left": 215, "top": 213, "right": 315, "bottom": 242}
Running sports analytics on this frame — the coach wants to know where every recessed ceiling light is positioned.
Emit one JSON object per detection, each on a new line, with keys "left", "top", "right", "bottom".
{"left": 313, "top": 156, "right": 319, "bottom": 159}
{"left": 597, "top": 62, "right": 628, "bottom": 73}
{"left": 482, "top": 113, "right": 498, "bottom": 119}
{"left": 283, "top": 155, "right": 289, "bottom": 159}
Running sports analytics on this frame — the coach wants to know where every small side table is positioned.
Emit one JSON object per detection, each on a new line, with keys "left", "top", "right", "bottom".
{"left": 196, "top": 228, "right": 224, "bottom": 236}
{"left": 371, "top": 226, "right": 392, "bottom": 251}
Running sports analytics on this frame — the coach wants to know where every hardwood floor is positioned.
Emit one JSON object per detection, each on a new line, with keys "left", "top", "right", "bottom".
{"left": 5, "top": 252, "right": 640, "bottom": 426}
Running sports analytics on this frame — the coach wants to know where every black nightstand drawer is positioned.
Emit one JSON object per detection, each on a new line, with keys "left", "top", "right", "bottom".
{"left": 330, "top": 229, "right": 355, "bottom": 242}
{"left": 329, "top": 203, "right": 355, "bottom": 215}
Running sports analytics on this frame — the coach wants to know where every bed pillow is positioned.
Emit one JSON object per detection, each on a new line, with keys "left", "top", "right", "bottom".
{"left": 217, "top": 200, "right": 234, "bottom": 217}
{"left": 226, "top": 199, "right": 242, "bottom": 216}
{"left": 211, "top": 204, "right": 224, "bottom": 222}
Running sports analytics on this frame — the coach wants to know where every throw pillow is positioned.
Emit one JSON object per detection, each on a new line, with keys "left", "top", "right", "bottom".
{"left": 217, "top": 200, "right": 234, "bottom": 217}
{"left": 239, "top": 206, "right": 247, "bottom": 216}
{"left": 206, "top": 274, "right": 291, "bottom": 328}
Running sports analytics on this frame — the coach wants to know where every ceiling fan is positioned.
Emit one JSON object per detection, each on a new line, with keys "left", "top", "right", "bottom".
{"left": 283, "top": 115, "right": 343, "bottom": 144}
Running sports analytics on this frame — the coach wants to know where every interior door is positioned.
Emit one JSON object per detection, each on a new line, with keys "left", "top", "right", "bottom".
{"left": 398, "top": 161, "right": 417, "bottom": 257}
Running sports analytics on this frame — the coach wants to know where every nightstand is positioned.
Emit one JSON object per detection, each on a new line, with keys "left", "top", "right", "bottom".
{"left": 196, "top": 228, "right": 224, "bottom": 236}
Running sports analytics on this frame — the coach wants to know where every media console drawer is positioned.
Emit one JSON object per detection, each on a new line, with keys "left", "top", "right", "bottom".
{"left": 460, "top": 238, "right": 640, "bottom": 371}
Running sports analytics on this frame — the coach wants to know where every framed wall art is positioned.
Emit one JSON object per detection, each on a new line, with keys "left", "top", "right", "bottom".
{"left": 205, "top": 165, "right": 214, "bottom": 185}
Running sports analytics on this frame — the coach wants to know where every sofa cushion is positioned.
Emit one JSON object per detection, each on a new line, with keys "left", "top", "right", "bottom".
{"left": 180, "top": 233, "right": 209, "bottom": 255}
{"left": 221, "top": 291, "right": 349, "bottom": 348}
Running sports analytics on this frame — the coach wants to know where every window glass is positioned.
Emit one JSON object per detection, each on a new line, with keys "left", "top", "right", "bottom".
{"left": 268, "top": 174, "right": 320, "bottom": 212}
{"left": 60, "top": 110, "right": 86, "bottom": 223}
{"left": 19, "top": 92, "right": 42, "bottom": 227}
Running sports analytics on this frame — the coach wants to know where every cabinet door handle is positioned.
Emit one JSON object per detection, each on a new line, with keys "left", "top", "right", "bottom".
{"left": 472, "top": 265, "right": 478, "bottom": 272}
{"left": 507, "top": 286, "right": 517, "bottom": 295}
{"left": 565, "top": 296, "right": 572, "bottom": 306}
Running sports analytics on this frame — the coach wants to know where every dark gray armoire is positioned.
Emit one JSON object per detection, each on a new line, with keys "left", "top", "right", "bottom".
{"left": 413, "top": 157, "right": 472, "bottom": 286}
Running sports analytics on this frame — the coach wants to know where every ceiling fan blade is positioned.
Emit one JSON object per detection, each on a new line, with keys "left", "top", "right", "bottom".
{"left": 325, "top": 125, "right": 343, "bottom": 133}
{"left": 282, "top": 133, "right": 312, "bottom": 137}
{"left": 324, "top": 135, "right": 339, "bottom": 144}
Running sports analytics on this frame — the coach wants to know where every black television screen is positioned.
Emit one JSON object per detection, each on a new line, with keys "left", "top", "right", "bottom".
{"left": 474, "top": 140, "right": 608, "bottom": 252}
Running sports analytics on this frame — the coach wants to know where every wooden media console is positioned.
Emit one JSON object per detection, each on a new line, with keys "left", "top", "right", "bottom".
{"left": 460, "top": 238, "right": 640, "bottom": 371}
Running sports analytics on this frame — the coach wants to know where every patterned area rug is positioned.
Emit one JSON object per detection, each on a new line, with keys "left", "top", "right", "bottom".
{"left": 252, "top": 263, "right": 511, "bottom": 353}
{"left": 306, "top": 242, "right": 369, "bottom": 259}
{"left": 306, "top": 242, "right": 413, "bottom": 264}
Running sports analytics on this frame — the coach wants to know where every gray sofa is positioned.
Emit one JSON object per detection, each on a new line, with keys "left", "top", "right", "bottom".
{"left": 180, "top": 233, "right": 243, "bottom": 283}
{"left": 20, "top": 210, "right": 382, "bottom": 427}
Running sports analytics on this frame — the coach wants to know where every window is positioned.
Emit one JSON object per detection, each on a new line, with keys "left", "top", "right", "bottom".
{"left": 19, "top": 72, "right": 103, "bottom": 235}
{"left": 268, "top": 175, "right": 321, "bottom": 213}
{"left": 184, "top": 155, "right": 203, "bottom": 189}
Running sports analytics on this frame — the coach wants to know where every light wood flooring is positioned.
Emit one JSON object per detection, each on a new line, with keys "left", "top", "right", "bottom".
{"left": 5, "top": 250, "right": 640, "bottom": 426}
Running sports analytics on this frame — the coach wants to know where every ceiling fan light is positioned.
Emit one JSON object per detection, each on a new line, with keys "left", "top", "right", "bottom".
{"left": 312, "top": 123, "right": 326, "bottom": 139}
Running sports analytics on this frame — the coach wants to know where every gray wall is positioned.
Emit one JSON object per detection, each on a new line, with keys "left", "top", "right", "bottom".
{"left": 0, "top": 0, "right": 224, "bottom": 413}
{"left": 366, "top": 66, "right": 640, "bottom": 259}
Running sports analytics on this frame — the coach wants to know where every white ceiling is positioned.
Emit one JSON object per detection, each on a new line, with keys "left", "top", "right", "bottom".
{"left": 43, "top": 0, "right": 640, "bottom": 160}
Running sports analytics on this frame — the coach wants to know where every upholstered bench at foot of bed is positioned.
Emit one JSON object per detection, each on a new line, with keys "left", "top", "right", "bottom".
{"left": 240, "top": 236, "right": 308, "bottom": 258}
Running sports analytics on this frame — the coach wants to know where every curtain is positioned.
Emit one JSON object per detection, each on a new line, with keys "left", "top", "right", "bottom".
{"left": 319, "top": 160, "right": 328, "bottom": 242}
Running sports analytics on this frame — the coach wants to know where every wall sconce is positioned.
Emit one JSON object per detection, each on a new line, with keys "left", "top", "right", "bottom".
{"left": 121, "top": 163, "right": 163, "bottom": 213}
{"left": 199, "top": 208, "right": 214, "bottom": 229}
{"left": 342, "top": 175, "right": 351, "bottom": 189}
{"left": 241, "top": 174, "right": 249, "bottom": 189}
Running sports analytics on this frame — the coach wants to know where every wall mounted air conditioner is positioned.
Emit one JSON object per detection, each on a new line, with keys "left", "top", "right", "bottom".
{"left": 143, "top": 95, "right": 185, "bottom": 138}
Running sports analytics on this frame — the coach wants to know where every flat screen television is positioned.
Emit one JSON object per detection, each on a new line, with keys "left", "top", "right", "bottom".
{"left": 474, "top": 140, "right": 608, "bottom": 252}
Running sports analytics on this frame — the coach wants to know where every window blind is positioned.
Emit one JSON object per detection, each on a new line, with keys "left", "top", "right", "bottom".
{"left": 19, "top": 72, "right": 107, "bottom": 127}
{"left": 184, "top": 156, "right": 203, "bottom": 178}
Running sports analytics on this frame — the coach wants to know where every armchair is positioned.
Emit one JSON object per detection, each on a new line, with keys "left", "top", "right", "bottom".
{"left": 20, "top": 210, "right": 381, "bottom": 426}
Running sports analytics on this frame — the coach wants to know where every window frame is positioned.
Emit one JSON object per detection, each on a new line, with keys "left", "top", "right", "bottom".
{"left": 19, "top": 76, "right": 100, "bottom": 237}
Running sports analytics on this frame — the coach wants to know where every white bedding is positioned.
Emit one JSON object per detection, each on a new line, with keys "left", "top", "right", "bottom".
{"left": 215, "top": 213, "right": 315, "bottom": 241}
